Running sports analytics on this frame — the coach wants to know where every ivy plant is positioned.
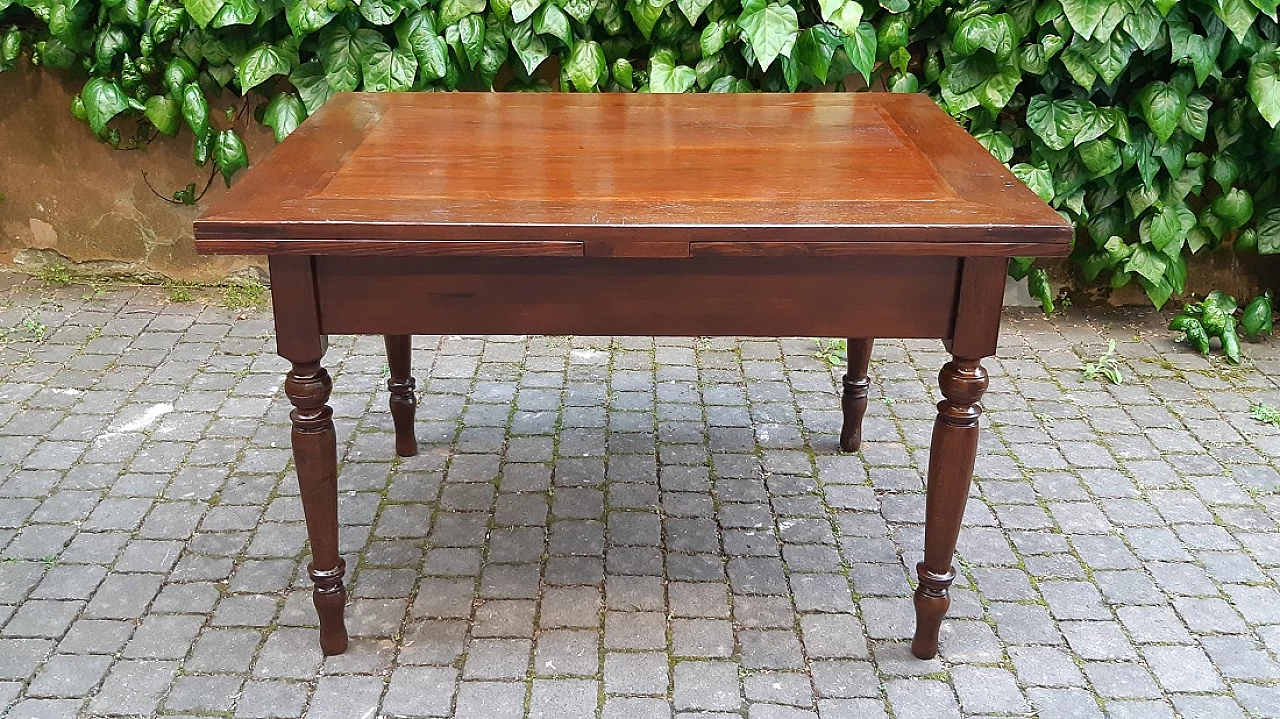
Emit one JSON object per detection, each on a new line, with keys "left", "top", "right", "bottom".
{"left": 2, "top": 0, "right": 1279, "bottom": 311}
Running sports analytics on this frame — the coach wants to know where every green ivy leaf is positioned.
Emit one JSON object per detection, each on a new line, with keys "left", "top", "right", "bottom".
{"left": 795, "top": 25, "right": 837, "bottom": 84}
{"left": 954, "top": 14, "right": 1014, "bottom": 61}
{"left": 508, "top": 18, "right": 549, "bottom": 74}
{"left": 1060, "top": 0, "right": 1110, "bottom": 40}
{"left": 561, "top": 0, "right": 595, "bottom": 23}
{"left": 181, "top": 82, "right": 209, "bottom": 137}
{"left": 289, "top": 61, "right": 334, "bottom": 114}
{"left": 738, "top": 0, "right": 798, "bottom": 71}
{"left": 1025, "top": 95, "right": 1084, "bottom": 151}
{"left": 840, "top": 21, "right": 876, "bottom": 86}
{"left": 194, "top": 130, "right": 212, "bottom": 167}
{"left": 1078, "top": 136, "right": 1120, "bottom": 176}
{"left": 163, "top": 58, "right": 198, "bottom": 96}
{"left": 1210, "top": 153, "right": 1243, "bottom": 193}
{"left": 446, "top": 15, "right": 485, "bottom": 69}
{"left": 94, "top": 26, "right": 129, "bottom": 69}
{"left": 0, "top": 27, "right": 20, "bottom": 72}
{"left": 1248, "top": 60, "right": 1280, "bottom": 128}
{"left": 320, "top": 23, "right": 382, "bottom": 92}
{"left": 441, "top": 0, "right": 486, "bottom": 25}
{"left": 1214, "top": 0, "right": 1258, "bottom": 42}
{"left": 974, "top": 129, "right": 1014, "bottom": 163}
{"left": 363, "top": 43, "right": 417, "bottom": 91}
{"left": 1027, "top": 267, "right": 1054, "bottom": 314}
{"left": 238, "top": 42, "right": 294, "bottom": 93}
{"left": 214, "top": 128, "right": 248, "bottom": 186}
{"left": 828, "top": 0, "right": 862, "bottom": 36}
{"left": 1140, "top": 205, "right": 1183, "bottom": 252}
{"left": 1124, "top": 243, "right": 1168, "bottom": 284}
{"left": 1136, "top": 81, "right": 1186, "bottom": 143}
{"left": 565, "top": 39, "right": 605, "bottom": 91}
{"left": 183, "top": 0, "right": 227, "bottom": 28}
{"left": 361, "top": 0, "right": 407, "bottom": 25}
{"left": 1083, "top": 34, "right": 1136, "bottom": 85}
{"left": 533, "top": 3, "right": 571, "bottom": 45}
{"left": 81, "top": 77, "right": 132, "bottom": 135}
{"left": 626, "top": 0, "right": 668, "bottom": 39}
{"left": 700, "top": 19, "right": 731, "bottom": 57}
{"left": 478, "top": 21, "right": 508, "bottom": 87}
{"left": 677, "top": 0, "right": 713, "bottom": 24}
{"left": 144, "top": 95, "right": 181, "bottom": 136}
{"left": 212, "top": 0, "right": 259, "bottom": 27}
{"left": 1179, "top": 93, "right": 1211, "bottom": 141}
{"left": 397, "top": 11, "right": 449, "bottom": 81}
{"left": 263, "top": 92, "right": 306, "bottom": 142}
{"left": 612, "top": 58, "right": 634, "bottom": 90}
{"left": 511, "top": 0, "right": 541, "bottom": 22}
{"left": 1121, "top": 2, "right": 1162, "bottom": 50}
{"left": 648, "top": 48, "right": 695, "bottom": 92}
{"left": 1212, "top": 188, "right": 1254, "bottom": 229}
{"left": 978, "top": 64, "right": 1020, "bottom": 112}
{"left": 1012, "top": 162, "right": 1054, "bottom": 202}
{"left": 1059, "top": 47, "right": 1097, "bottom": 88}
{"left": 285, "top": 0, "right": 338, "bottom": 36}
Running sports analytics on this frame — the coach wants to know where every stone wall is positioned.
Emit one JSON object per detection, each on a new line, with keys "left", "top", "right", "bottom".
{"left": 0, "top": 61, "right": 268, "bottom": 283}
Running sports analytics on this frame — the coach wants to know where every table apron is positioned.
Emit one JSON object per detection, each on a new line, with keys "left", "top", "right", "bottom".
{"left": 308, "top": 255, "right": 963, "bottom": 339}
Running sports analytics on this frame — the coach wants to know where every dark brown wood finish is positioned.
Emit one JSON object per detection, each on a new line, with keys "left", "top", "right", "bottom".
{"left": 197, "top": 92, "right": 1071, "bottom": 660}
{"left": 196, "top": 93, "right": 1071, "bottom": 257}
{"left": 384, "top": 335, "right": 417, "bottom": 457}
{"left": 840, "top": 339, "right": 874, "bottom": 452}
{"left": 312, "top": 256, "right": 961, "bottom": 338}
{"left": 914, "top": 356, "right": 989, "bottom": 659}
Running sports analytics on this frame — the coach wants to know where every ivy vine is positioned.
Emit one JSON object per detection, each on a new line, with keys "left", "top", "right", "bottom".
{"left": 2, "top": 0, "right": 1279, "bottom": 310}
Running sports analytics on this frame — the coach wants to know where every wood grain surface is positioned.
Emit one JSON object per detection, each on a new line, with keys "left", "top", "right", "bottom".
{"left": 195, "top": 93, "right": 1071, "bottom": 258}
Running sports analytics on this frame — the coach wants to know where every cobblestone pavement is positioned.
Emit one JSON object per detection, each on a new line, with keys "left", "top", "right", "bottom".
{"left": 1, "top": 271, "right": 1279, "bottom": 719}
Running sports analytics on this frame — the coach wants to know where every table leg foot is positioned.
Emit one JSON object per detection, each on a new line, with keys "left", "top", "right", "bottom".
{"left": 384, "top": 335, "right": 417, "bottom": 457}
{"left": 311, "top": 559, "right": 348, "bottom": 656}
{"left": 911, "top": 563, "right": 954, "bottom": 659}
{"left": 839, "top": 338, "right": 873, "bottom": 452}
{"left": 286, "top": 361, "right": 349, "bottom": 656}
{"left": 912, "top": 356, "right": 987, "bottom": 660}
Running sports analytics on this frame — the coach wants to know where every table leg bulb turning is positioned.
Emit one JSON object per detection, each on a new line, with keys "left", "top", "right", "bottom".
{"left": 286, "top": 361, "right": 349, "bottom": 656}
{"left": 384, "top": 335, "right": 418, "bottom": 457}
{"left": 912, "top": 356, "right": 988, "bottom": 659}
{"left": 839, "top": 338, "right": 874, "bottom": 452}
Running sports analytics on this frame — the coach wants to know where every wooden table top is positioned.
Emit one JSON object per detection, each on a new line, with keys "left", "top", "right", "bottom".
{"left": 195, "top": 92, "right": 1071, "bottom": 259}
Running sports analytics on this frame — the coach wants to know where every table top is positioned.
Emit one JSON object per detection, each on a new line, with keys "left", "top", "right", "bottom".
{"left": 195, "top": 92, "right": 1071, "bottom": 258}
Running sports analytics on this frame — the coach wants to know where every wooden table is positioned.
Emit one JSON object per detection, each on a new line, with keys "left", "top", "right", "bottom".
{"left": 196, "top": 92, "right": 1070, "bottom": 660}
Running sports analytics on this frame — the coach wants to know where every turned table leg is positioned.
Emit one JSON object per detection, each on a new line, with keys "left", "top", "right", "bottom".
{"left": 912, "top": 356, "right": 988, "bottom": 659}
{"left": 286, "top": 361, "right": 348, "bottom": 656}
{"left": 384, "top": 335, "right": 418, "bottom": 457}
{"left": 839, "top": 338, "right": 873, "bottom": 452}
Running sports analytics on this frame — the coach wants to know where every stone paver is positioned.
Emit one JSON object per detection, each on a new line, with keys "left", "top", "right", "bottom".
{"left": 1, "top": 271, "right": 1279, "bottom": 717}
